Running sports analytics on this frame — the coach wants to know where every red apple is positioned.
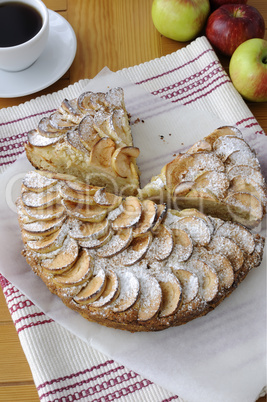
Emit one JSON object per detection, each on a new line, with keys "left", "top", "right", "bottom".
{"left": 229, "top": 38, "right": 267, "bottom": 102}
{"left": 206, "top": 4, "right": 265, "bottom": 57}
{"left": 209, "top": 0, "right": 247, "bottom": 11}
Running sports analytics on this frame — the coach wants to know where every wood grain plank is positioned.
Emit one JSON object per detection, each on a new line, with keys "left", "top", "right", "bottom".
{"left": 253, "top": 0, "right": 267, "bottom": 21}
{"left": 68, "top": 0, "right": 161, "bottom": 81}
{"left": 0, "top": 2, "right": 266, "bottom": 402}
{"left": 0, "top": 325, "right": 35, "bottom": 383}
{"left": 43, "top": 0, "right": 67, "bottom": 11}
{"left": 0, "top": 289, "right": 12, "bottom": 323}
{"left": 0, "top": 384, "right": 39, "bottom": 402}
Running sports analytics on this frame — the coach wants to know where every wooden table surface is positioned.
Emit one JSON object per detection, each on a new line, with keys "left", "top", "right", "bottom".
{"left": 0, "top": 1, "right": 266, "bottom": 401}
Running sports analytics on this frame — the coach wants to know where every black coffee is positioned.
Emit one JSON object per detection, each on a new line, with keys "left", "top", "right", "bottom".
{"left": 0, "top": 2, "right": 43, "bottom": 47}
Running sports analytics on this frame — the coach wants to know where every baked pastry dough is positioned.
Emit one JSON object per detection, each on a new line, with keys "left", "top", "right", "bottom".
{"left": 18, "top": 88, "right": 266, "bottom": 332}
{"left": 25, "top": 88, "right": 140, "bottom": 196}
{"left": 17, "top": 170, "right": 265, "bottom": 332}
{"left": 140, "top": 126, "right": 267, "bottom": 228}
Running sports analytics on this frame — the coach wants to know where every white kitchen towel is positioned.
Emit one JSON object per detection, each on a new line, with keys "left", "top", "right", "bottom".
{"left": 0, "top": 36, "right": 266, "bottom": 402}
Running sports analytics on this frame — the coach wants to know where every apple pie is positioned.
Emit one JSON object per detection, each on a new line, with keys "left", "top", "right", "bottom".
{"left": 25, "top": 88, "right": 140, "bottom": 196}
{"left": 19, "top": 89, "right": 266, "bottom": 332}
{"left": 17, "top": 170, "right": 265, "bottom": 332}
{"left": 140, "top": 126, "right": 267, "bottom": 228}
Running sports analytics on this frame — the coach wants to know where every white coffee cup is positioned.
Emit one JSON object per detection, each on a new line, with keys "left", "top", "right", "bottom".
{"left": 0, "top": 0, "right": 49, "bottom": 71}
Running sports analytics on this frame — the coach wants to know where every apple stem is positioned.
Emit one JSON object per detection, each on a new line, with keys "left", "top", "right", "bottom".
{"left": 233, "top": 7, "right": 244, "bottom": 18}
{"left": 263, "top": 56, "right": 267, "bottom": 65}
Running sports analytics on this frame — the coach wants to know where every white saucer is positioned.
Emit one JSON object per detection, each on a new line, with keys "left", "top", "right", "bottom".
{"left": 0, "top": 10, "right": 77, "bottom": 98}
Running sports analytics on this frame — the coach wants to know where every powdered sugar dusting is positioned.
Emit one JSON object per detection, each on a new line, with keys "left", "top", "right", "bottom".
{"left": 215, "top": 222, "right": 255, "bottom": 254}
{"left": 23, "top": 171, "right": 58, "bottom": 191}
{"left": 28, "top": 130, "right": 60, "bottom": 147}
{"left": 17, "top": 121, "right": 266, "bottom": 330}
{"left": 213, "top": 136, "right": 250, "bottom": 162}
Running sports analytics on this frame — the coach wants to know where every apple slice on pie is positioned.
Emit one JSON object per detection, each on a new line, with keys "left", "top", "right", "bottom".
{"left": 140, "top": 126, "right": 266, "bottom": 228}
{"left": 25, "top": 88, "right": 140, "bottom": 196}
{"left": 17, "top": 169, "right": 265, "bottom": 332}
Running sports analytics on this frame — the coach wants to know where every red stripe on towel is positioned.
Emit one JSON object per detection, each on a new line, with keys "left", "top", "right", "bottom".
{"left": 17, "top": 318, "right": 54, "bottom": 333}
{"left": 0, "top": 132, "right": 27, "bottom": 143}
{"left": 37, "top": 360, "right": 116, "bottom": 390}
{"left": 0, "top": 274, "right": 10, "bottom": 289}
{"left": 39, "top": 366, "right": 133, "bottom": 400}
{"left": 135, "top": 48, "right": 215, "bottom": 85}
{"left": 170, "top": 77, "right": 231, "bottom": 105}
{"left": 151, "top": 61, "right": 222, "bottom": 96}
{"left": 0, "top": 109, "right": 56, "bottom": 127}
{"left": 44, "top": 378, "right": 153, "bottom": 402}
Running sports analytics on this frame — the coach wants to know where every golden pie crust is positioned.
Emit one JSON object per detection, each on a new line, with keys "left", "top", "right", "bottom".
{"left": 17, "top": 89, "right": 266, "bottom": 332}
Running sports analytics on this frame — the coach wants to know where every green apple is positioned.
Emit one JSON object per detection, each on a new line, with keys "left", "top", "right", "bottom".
{"left": 229, "top": 38, "right": 267, "bottom": 102}
{"left": 151, "top": 0, "right": 210, "bottom": 42}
